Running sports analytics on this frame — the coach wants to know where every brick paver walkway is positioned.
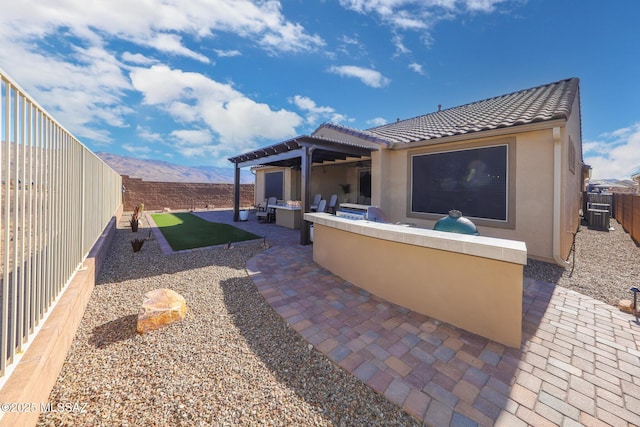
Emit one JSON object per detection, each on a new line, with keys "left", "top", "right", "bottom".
{"left": 155, "top": 210, "right": 640, "bottom": 426}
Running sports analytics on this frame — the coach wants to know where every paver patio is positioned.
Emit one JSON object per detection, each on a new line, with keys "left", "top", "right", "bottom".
{"left": 168, "top": 210, "right": 640, "bottom": 426}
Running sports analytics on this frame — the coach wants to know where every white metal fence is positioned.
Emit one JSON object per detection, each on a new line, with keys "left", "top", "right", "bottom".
{"left": 0, "top": 67, "right": 122, "bottom": 378}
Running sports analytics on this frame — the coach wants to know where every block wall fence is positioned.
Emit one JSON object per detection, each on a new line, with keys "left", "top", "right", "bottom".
{"left": 122, "top": 175, "right": 255, "bottom": 211}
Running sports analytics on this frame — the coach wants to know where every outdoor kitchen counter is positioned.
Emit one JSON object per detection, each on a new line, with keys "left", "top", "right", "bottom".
{"left": 272, "top": 205, "right": 302, "bottom": 229}
{"left": 304, "top": 213, "right": 527, "bottom": 347}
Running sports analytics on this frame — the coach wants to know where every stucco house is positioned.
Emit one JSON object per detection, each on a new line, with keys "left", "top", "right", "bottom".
{"left": 229, "top": 77, "right": 586, "bottom": 265}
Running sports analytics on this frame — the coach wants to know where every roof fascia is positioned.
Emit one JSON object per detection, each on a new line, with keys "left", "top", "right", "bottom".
{"left": 233, "top": 147, "right": 305, "bottom": 169}
{"left": 297, "top": 137, "right": 375, "bottom": 158}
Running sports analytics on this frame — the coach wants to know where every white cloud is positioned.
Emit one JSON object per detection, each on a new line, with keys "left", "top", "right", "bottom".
{"left": 367, "top": 117, "right": 388, "bottom": 127}
{"left": 259, "top": 20, "right": 325, "bottom": 54}
{"left": 336, "top": 34, "right": 367, "bottom": 59}
{"left": 122, "top": 52, "right": 157, "bottom": 66}
{"left": 339, "top": 0, "right": 507, "bottom": 15}
{"left": 144, "top": 33, "right": 211, "bottom": 63}
{"left": 0, "top": 39, "right": 132, "bottom": 143}
{"left": 464, "top": 0, "right": 508, "bottom": 12}
{"left": 328, "top": 65, "right": 391, "bottom": 88}
{"left": 0, "top": 0, "right": 323, "bottom": 145}
{"left": 122, "top": 143, "right": 152, "bottom": 154}
{"left": 170, "top": 129, "right": 216, "bottom": 158}
{"left": 1, "top": 0, "right": 324, "bottom": 58}
{"left": 341, "top": 35, "right": 362, "bottom": 46}
{"left": 392, "top": 33, "right": 411, "bottom": 56}
{"left": 290, "top": 95, "right": 347, "bottom": 125}
{"left": 136, "top": 125, "right": 164, "bottom": 143}
{"left": 130, "top": 65, "right": 302, "bottom": 157}
{"left": 215, "top": 49, "right": 242, "bottom": 57}
{"left": 338, "top": 0, "right": 511, "bottom": 49}
{"left": 583, "top": 123, "right": 640, "bottom": 179}
{"left": 408, "top": 62, "right": 425, "bottom": 75}
{"left": 171, "top": 129, "right": 213, "bottom": 145}
{"left": 389, "top": 11, "right": 430, "bottom": 30}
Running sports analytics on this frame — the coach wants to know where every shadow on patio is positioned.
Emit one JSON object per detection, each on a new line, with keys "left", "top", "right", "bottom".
{"left": 223, "top": 209, "right": 640, "bottom": 426}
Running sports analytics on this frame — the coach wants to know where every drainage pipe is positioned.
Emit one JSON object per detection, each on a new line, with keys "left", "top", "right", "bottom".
{"left": 553, "top": 127, "right": 570, "bottom": 266}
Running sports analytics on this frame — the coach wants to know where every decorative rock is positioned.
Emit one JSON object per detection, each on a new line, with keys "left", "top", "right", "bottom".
{"left": 619, "top": 299, "right": 634, "bottom": 314}
{"left": 137, "top": 288, "right": 187, "bottom": 334}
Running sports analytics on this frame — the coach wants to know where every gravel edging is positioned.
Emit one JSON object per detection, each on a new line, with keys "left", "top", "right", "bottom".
{"left": 524, "top": 219, "right": 640, "bottom": 307}
{"left": 37, "top": 216, "right": 420, "bottom": 426}
{"left": 37, "top": 216, "right": 639, "bottom": 425}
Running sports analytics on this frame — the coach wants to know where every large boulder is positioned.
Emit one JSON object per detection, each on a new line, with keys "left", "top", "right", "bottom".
{"left": 619, "top": 299, "right": 635, "bottom": 314}
{"left": 137, "top": 288, "right": 187, "bottom": 334}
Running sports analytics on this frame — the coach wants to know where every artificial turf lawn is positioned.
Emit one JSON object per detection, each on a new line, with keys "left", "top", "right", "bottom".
{"left": 151, "top": 212, "right": 260, "bottom": 251}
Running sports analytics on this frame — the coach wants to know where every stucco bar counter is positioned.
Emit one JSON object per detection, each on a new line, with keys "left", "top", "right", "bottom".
{"left": 272, "top": 205, "right": 302, "bottom": 229}
{"left": 304, "top": 213, "right": 527, "bottom": 348}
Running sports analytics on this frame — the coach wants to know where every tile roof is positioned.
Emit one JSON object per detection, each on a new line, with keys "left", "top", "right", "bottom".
{"left": 365, "top": 78, "right": 580, "bottom": 144}
{"left": 313, "top": 123, "right": 393, "bottom": 146}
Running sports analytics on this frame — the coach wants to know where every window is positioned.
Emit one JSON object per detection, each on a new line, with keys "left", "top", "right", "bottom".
{"left": 568, "top": 137, "right": 576, "bottom": 174}
{"left": 358, "top": 169, "right": 371, "bottom": 203}
{"left": 411, "top": 144, "right": 509, "bottom": 222}
{"left": 265, "top": 171, "right": 283, "bottom": 200}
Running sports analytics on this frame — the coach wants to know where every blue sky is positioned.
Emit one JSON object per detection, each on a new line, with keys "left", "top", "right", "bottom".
{"left": 1, "top": 0, "right": 638, "bottom": 179}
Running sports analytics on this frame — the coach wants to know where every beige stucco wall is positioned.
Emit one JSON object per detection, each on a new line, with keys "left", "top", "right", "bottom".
{"left": 254, "top": 168, "right": 265, "bottom": 205}
{"left": 254, "top": 166, "right": 300, "bottom": 205}
{"left": 255, "top": 163, "right": 363, "bottom": 207}
{"left": 255, "top": 115, "right": 583, "bottom": 263}
{"left": 312, "top": 223, "right": 523, "bottom": 347}
{"left": 375, "top": 129, "right": 559, "bottom": 262}
{"left": 310, "top": 163, "right": 349, "bottom": 203}
{"left": 558, "top": 95, "right": 584, "bottom": 259}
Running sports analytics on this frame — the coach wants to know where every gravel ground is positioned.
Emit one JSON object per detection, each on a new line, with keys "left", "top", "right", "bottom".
{"left": 37, "top": 216, "right": 639, "bottom": 426}
{"left": 37, "top": 216, "right": 420, "bottom": 427}
{"left": 524, "top": 218, "right": 640, "bottom": 306}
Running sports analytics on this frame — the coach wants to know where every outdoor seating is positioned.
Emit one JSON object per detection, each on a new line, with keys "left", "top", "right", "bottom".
{"left": 257, "top": 197, "right": 277, "bottom": 223}
{"left": 327, "top": 194, "right": 338, "bottom": 214}
{"left": 310, "top": 193, "right": 322, "bottom": 211}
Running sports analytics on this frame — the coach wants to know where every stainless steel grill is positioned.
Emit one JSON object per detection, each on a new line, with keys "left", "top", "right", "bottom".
{"left": 336, "top": 203, "right": 385, "bottom": 221}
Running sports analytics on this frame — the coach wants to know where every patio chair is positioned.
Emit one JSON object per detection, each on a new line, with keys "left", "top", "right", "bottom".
{"left": 316, "top": 199, "right": 327, "bottom": 213}
{"left": 327, "top": 194, "right": 338, "bottom": 214}
{"left": 257, "top": 197, "right": 277, "bottom": 223}
{"left": 310, "top": 193, "right": 322, "bottom": 211}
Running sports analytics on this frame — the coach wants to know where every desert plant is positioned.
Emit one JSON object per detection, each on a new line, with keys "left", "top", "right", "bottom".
{"left": 131, "top": 238, "right": 145, "bottom": 252}
{"left": 132, "top": 205, "right": 141, "bottom": 221}
{"left": 131, "top": 205, "right": 141, "bottom": 232}
{"left": 339, "top": 183, "right": 351, "bottom": 202}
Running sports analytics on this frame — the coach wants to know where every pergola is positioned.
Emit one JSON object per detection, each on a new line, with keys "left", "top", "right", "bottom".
{"left": 228, "top": 135, "right": 377, "bottom": 245}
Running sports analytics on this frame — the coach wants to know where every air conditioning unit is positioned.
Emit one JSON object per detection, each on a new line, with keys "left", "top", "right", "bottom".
{"left": 588, "top": 208, "right": 610, "bottom": 230}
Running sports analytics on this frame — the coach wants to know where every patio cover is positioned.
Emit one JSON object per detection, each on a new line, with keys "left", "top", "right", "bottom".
{"left": 228, "top": 135, "right": 377, "bottom": 245}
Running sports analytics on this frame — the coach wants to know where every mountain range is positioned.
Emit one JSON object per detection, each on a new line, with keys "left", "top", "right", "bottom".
{"left": 588, "top": 178, "right": 638, "bottom": 188}
{"left": 95, "top": 152, "right": 254, "bottom": 184}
